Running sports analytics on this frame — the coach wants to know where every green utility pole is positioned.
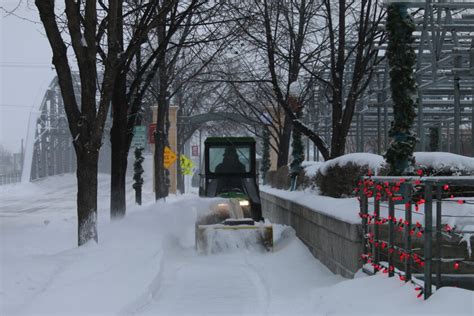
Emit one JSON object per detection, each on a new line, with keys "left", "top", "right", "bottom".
{"left": 133, "top": 147, "right": 144, "bottom": 205}
{"left": 290, "top": 109, "right": 305, "bottom": 191}
{"left": 260, "top": 127, "right": 271, "bottom": 185}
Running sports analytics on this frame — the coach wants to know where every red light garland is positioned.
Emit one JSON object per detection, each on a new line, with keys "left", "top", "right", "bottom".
{"left": 358, "top": 173, "right": 472, "bottom": 300}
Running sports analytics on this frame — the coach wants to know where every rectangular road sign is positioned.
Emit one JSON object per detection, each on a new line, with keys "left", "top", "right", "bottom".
{"left": 192, "top": 145, "right": 199, "bottom": 157}
{"left": 148, "top": 123, "right": 157, "bottom": 144}
{"left": 131, "top": 126, "right": 146, "bottom": 149}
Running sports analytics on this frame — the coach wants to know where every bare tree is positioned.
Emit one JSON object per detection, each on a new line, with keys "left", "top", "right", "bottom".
{"left": 319, "top": 0, "right": 386, "bottom": 158}
{"left": 109, "top": 0, "right": 201, "bottom": 217}
{"left": 35, "top": 0, "right": 121, "bottom": 245}
{"left": 141, "top": 1, "right": 242, "bottom": 200}
{"left": 221, "top": 0, "right": 386, "bottom": 165}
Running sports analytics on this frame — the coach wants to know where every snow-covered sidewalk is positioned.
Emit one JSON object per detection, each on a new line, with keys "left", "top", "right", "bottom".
{"left": 1, "top": 174, "right": 473, "bottom": 315}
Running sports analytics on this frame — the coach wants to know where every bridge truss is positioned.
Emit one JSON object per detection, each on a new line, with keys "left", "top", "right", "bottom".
{"left": 22, "top": 74, "right": 111, "bottom": 182}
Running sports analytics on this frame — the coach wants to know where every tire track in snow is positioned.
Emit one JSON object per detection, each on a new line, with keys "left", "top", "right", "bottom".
{"left": 118, "top": 245, "right": 166, "bottom": 315}
{"left": 132, "top": 235, "right": 271, "bottom": 315}
{"left": 242, "top": 252, "right": 271, "bottom": 315}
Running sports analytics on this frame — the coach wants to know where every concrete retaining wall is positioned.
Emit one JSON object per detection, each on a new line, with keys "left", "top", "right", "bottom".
{"left": 261, "top": 191, "right": 363, "bottom": 278}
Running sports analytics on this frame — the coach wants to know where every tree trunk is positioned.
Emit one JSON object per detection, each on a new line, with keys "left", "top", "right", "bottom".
{"left": 110, "top": 127, "right": 128, "bottom": 218}
{"left": 277, "top": 114, "right": 292, "bottom": 168}
{"left": 154, "top": 9, "right": 170, "bottom": 201}
{"left": 330, "top": 124, "right": 347, "bottom": 159}
{"left": 154, "top": 100, "right": 168, "bottom": 200}
{"left": 76, "top": 150, "right": 99, "bottom": 246}
{"left": 110, "top": 75, "right": 129, "bottom": 219}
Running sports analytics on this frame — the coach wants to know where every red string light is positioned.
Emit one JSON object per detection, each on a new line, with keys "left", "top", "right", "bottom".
{"left": 357, "top": 175, "right": 467, "bottom": 299}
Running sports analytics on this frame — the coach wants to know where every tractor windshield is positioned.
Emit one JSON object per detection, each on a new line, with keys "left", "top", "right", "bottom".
{"left": 209, "top": 145, "right": 251, "bottom": 174}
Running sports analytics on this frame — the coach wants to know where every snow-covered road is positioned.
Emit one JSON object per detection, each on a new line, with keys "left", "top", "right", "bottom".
{"left": 1, "top": 171, "right": 473, "bottom": 315}
{"left": 0, "top": 174, "right": 342, "bottom": 315}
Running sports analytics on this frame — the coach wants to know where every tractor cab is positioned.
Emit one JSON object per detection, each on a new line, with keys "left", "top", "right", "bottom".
{"left": 199, "top": 137, "right": 262, "bottom": 221}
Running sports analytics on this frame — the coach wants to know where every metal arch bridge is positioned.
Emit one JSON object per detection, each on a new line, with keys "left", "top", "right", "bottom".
{"left": 19, "top": 75, "right": 251, "bottom": 183}
{"left": 21, "top": 76, "right": 75, "bottom": 182}
{"left": 21, "top": 74, "right": 111, "bottom": 183}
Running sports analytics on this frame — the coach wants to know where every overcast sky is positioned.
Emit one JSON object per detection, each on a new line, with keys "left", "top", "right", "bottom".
{"left": 1, "top": 0, "right": 55, "bottom": 153}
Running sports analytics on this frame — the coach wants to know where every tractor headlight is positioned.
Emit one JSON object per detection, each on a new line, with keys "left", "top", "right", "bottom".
{"left": 239, "top": 200, "right": 249, "bottom": 207}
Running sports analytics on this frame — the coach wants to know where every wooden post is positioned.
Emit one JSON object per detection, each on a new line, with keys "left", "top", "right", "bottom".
{"left": 151, "top": 105, "right": 178, "bottom": 194}
{"left": 168, "top": 106, "right": 178, "bottom": 194}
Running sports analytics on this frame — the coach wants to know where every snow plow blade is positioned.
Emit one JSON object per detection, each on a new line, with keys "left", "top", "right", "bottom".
{"left": 195, "top": 221, "right": 273, "bottom": 254}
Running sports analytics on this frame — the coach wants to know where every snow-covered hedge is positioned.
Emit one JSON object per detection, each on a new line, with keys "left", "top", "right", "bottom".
{"left": 315, "top": 153, "right": 385, "bottom": 198}
{"left": 266, "top": 152, "right": 473, "bottom": 197}
{"left": 315, "top": 152, "right": 474, "bottom": 198}
{"left": 318, "top": 153, "right": 385, "bottom": 176}
{"left": 414, "top": 152, "right": 474, "bottom": 175}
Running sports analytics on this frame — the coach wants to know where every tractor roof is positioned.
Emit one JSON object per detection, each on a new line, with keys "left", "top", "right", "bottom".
{"left": 204, "top": 137, "right": 255, "bottom": 144}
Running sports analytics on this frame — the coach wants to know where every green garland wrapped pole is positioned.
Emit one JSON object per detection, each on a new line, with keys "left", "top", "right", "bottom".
{"left": 133, "top": 147, "right": 144, "bottom": 205}
{"left": 260, "top": 126, "right": 271, "bottom": 185}
{"left": 383, "top": 3, "right": 418, "bottom": 175}
{"left": 290, "top": 108, "right": 305, "bottom": 191}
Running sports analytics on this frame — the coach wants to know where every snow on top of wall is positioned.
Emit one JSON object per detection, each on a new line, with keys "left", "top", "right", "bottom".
{"left": 319, "top": 153, "right": 385, "bottom": 176}
{"left": 261, "top": 186, "right": 361, "bottom": 224}
{"left": 414, "top": 152, "right": 474, "bottom": 172}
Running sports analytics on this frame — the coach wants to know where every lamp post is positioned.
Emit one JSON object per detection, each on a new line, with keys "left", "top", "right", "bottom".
{"left": 383, "top": 0, "right": 424, "bottom": 175}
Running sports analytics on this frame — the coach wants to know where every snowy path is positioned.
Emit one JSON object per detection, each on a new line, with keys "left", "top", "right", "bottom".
{"left": 0, "top": 174, "right": 342, "bottom": 315}
{"left": 1, "top": 173, "right": 473, "bottom": 315}
{"left": 133, "top": 228, "right": 341, "bottom": 316}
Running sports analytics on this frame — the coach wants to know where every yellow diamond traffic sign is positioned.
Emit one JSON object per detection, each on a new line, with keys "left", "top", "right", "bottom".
{"left": 180, "top": 154, "right": 194, "bottom": 175}
{"left": 164, "top": 146, "right": 177, "bottom": 169}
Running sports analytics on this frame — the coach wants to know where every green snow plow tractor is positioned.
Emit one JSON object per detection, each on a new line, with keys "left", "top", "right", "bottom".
{"left": 196, "top": 137, "right": 273, "bottom": 253}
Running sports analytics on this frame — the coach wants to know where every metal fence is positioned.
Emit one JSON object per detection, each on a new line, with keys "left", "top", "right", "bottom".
{"left": 0, "top": 172, "right": 21, "bottom": 186}
{"left": 359, "top": 176, "right": 474, "bottom": 299}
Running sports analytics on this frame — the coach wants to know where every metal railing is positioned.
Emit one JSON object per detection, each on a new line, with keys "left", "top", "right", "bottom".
{"left": 359, "top": 176, "right": 474, "bottom": 299}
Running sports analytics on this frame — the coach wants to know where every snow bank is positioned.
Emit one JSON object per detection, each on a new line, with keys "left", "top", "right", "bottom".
{"left": 319, "top": 153, "right": 385, "bottom": 176}
{"left": 415, "top": 152, "right": 474, "bottom": 173}
{"left": 313, "top": 272, "right": 473, "bottom": 315}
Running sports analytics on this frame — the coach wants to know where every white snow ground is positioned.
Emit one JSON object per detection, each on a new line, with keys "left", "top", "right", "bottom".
{"left": 1, "top": 159, "right": 473, "bottom": 315}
